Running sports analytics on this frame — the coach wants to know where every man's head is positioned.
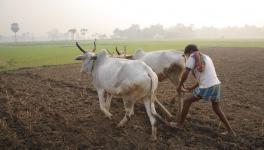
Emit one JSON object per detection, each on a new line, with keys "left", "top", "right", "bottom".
{"left": 184, "top": 44, "right": 198, "bottom": 57}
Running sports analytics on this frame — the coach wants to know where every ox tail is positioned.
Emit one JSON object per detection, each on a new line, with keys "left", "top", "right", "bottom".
{"left": 146, "top": 66, "right": 171, "bottom": 125}
{"left": 146, "top": 66, "right": 165, "bottom": 119}
{"left": 146, "top": 66, "right": 158, "bottom": 110}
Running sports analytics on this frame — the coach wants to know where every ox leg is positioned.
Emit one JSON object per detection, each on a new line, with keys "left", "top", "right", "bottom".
{"left": 130, "top": 103, "right": 135, "bottom": 116}
{"left": 118, "top": 99, "right": 134, "bottom": 127}
{"left": 176, "top": 91, "right": 184, "bottom": 122}
{"left": 143, "top": 98, "right": 158, "bottom": 141}
{"left": 97, "top": 89, "right": 112, "bottom": 119}
{"left": 167, "top": 73, "right": 181, "bottom": 105}
{"left": 170, "top": 94, "right": 177, "bottom": 104}
{"left": 105, "top": 93, "right": 113, "bottom": 111}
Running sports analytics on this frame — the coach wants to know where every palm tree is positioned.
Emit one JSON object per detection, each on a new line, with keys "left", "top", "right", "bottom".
{"left": 68, "top": 28, "right": 77, "bottom": 41}
{"left": 11, "top": 23, "right": 19, "bottom": 43}
{"left": 80, "top": 28, "right": 88, "bottom": 40}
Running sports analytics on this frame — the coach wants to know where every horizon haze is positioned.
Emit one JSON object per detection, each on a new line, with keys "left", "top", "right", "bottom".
{"left": 1, "top": 0, "right": 264, "bottom": 40}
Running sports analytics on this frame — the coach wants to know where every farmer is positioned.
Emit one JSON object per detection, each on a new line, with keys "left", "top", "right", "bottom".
{"left": 169, "top": 44, "right": 236, "bottom": 136}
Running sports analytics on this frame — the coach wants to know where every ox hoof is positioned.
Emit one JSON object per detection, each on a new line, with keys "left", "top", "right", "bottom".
{"left": 106, "top": 114, "right": 113, "bottom": 120}
{"left": 129, "top": 110, "right": 134, "bottom": 116}
{"left": 186, "top": 113, "right": 191, "bottom": 119}
{"left": 117, "top": 121, "right": 126, "bottom": 128}
{"left": 117, "top": 118, "right": 128, "bottom": 128}
{"left": 167, "top": 122, "right": 183, "bottom": 130}
{"left": 150, "top": 136, "right": 157, "bottom": 142}
{"left": 220, "top": 130, "right": 236, "bottom": 137}
{"left": 117, "top": 123, "right": 124, "bottom": 128}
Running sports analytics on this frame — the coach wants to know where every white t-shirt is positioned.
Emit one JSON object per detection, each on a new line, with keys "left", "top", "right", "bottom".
{"left": 186, "top": 53, "right": 221, "bottom": 88}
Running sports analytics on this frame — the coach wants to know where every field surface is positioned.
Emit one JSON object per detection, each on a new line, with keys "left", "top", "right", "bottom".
{"left": 1, "top": 39, "right": 264, "bottom": 71}
{"left": 0, "top": 46, "right": 263, "bottom": 149}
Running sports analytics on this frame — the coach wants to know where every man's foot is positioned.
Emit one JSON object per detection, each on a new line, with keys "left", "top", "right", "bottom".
{"left": 167, "top": 122, "right": 183, "bottom": 129}
{"left": 220, "top": 130, "right": 236, "bottom": 137}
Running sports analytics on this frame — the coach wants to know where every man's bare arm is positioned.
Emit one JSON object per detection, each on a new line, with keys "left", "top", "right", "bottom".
{"left": 177, "top": 68, "right": 191, "bottom": 92}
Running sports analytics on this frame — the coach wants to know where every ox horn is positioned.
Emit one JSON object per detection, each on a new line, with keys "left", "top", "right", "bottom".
{"left": 76, "top": 41, "right": 86, "bottom": 53}
{"left": 106, "top": 49, "right": 113, "bottom": 55}
{"left": 92, "top": 39, "right": 96, "bottom": 52}
{"left": 115, "top": 46, "right": 121, "bottom": 55}
{"left": 123, "top": 45, "right": 127, "bottom": 56}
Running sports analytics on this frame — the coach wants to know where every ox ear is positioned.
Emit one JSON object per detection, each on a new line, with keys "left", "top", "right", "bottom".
{"left": 91, "top": 55, "right": 97, "bottom": 60}
{"left": 125, "top": 55, "right": 133, "bottom": 59}
{"left": 75, "top": 55, "right": 85, "bottom": 61}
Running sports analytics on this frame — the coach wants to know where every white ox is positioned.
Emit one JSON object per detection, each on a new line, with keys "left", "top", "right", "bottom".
{"left": 116, "top": 47, "right": 186, "bottom": 120}
{"left": 74, "top": 42, "right": 166, "bottom": 140}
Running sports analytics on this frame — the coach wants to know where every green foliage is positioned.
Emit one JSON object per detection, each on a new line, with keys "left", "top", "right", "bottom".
{"left": 11, "top": 23, "right": 19, "bottom": 33}
{"left": 0, "top": 39, "right": 264, "bottom": 71}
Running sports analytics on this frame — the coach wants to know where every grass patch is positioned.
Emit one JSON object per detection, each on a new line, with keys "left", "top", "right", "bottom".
{"left": 1, "top": 39, "right": 264, "bottom": 71}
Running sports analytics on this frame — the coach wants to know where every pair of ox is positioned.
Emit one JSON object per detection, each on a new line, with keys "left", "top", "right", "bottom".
{"left": 74, "top": 41, "right": 186, "bottom": 140}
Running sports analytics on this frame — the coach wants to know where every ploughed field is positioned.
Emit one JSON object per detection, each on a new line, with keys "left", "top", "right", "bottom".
{"left": 0, "top": 47, "right": 263, "bottom": 149}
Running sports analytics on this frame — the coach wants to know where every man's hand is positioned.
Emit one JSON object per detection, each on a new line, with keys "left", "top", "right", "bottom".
{"left": 184, "top": 86, "right": 195, "bottom": 92}
{"left": 177, "top": 68, "right": 191, "bottom": 94}
{"left": 184, "top": 83, "right": 199, "bottom": 92}
{"left": 177, "top": 85, "right": 189, "bottom": 93}
{"left": 177, "top": 85, "right": 182, "bottom": 93}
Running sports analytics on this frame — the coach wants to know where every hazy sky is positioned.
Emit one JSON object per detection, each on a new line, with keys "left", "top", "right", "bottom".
{"left": 1, "top": 0, "right": 264, "bottom": 36}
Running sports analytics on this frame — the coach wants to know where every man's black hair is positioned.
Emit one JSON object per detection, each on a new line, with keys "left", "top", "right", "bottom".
{"left": 184, "top": 44, "right": 198, "bottom": 54}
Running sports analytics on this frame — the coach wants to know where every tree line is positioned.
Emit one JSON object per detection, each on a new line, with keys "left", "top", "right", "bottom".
{"left": 7, "top": 22, "right": 107, "bottom": 42}
{"left": 112, "top": 24, "right": 264, "bottom": 39}
{"left": 4, "top": 22, "right": 264, "bottom": 43}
